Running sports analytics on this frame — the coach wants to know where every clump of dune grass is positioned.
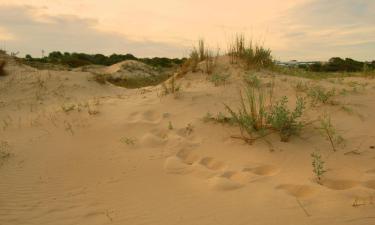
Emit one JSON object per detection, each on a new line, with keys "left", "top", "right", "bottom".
{"left": 225, "top": 86, "right": 268, "bottom": 141}
{"left": 0, "top": 60, "right": 7, "bottom": 76}
{"left": 183, "top": 39, "right": 217, "bottom": 74}
{"left": 209, "top": 73, "right": 230, "bottom": 86}
{"left": 244, "top": 73, "right": 262, "bottom": 88}
{"left": 294, "top": 81, "right": 309, "bottom": 93}
{"left": 228, "top": 34, "right": 273, "bottom": 69}
{"left": 224, "top": 81, "right": 305, "bottom": 143}
{"left": 161, "top": 76, "right": 181, "bottom": 97}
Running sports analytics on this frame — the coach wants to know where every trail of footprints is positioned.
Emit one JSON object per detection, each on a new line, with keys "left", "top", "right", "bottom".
{"left": 164, "top": 148, "right": 280, "bottom": 191}
{"left": 128, "top": 110, "right": 375, "bottom": 196}
{"left": 164, "top": 148, "right": 375, "bottom": 196}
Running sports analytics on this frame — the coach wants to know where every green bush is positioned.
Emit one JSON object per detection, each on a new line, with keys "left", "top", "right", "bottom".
{"left": 267, "top": 96, "right": 305, "bottom": 142}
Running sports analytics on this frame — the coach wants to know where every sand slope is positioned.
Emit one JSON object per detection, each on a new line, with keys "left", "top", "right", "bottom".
{"left": 1, "top": 58, "right": 375, "bottom": 225}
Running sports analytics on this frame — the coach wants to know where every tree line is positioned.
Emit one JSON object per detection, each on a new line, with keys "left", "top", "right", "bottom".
{"left": 299, "top": 57, "right": 375, "bottom": 72}
{"left": 24, "top": 51, "right": 186, "bottom": 68}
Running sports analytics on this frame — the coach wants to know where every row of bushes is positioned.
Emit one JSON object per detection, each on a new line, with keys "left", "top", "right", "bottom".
{"left": 299, "top": 57, "right": 375, "bottom": 72}
{"left": 23, "top": 52, "right": 186, "bottom": 68}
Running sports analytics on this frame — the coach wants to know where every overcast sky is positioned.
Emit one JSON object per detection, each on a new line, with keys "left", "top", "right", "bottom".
{"left": 0, "top": 0, "right": 374, "bottom": 61}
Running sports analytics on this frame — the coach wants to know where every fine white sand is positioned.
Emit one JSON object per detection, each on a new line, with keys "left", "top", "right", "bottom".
{"left": 1, "top": 56, "right": 375, "bottom": 225}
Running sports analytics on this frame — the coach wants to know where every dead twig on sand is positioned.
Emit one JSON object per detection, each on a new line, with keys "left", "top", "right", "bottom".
{"left": 296, "top": 199, "right": 311, "bottom": 217}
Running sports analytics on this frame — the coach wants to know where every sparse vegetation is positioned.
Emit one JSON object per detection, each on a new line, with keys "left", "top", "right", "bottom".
{"left": 209, "top": 73, "right": 230, "bottom": 86}
{"left": 311, "top": 152, "right": 326, "bottom": 184}
{"left": 120, "top": 137, "right": 136, "bottom": 145}
{"left": 61, "top": 103, "right": 76, "bottom": 113}
{"left": 93, "top": 73, "right": 107, "bottom": 85}
{"left": 161, "top": 76, "right": 181, "bottom": 96}
{"left": 244, "top": 73, "right": 261, "bottom": 88}
{"left": 294, "top": 81, "right": 309, "bottom": 93}
{"left": 0, "top": 140, "right": 11, "bottom": 161}
{"left": 307, "top": 85, "right": 336, "bottom": 105}
{"left": 185, "top": 123, "right": 194, "bottom": 135}
{"left": 168, "top": 121, "right": 173, "bottom": 130}
{"left": 319, "top": 115, "right": 344, "bottom": 152}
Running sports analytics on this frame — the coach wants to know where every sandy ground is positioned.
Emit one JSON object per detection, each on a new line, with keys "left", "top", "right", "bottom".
{"left": 1, "top": 57, "right": 375, "bottom": 225}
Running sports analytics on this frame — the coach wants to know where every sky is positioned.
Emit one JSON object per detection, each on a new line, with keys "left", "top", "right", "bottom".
{"left": 0, "top": 0, "right": 374, "bottom": 61}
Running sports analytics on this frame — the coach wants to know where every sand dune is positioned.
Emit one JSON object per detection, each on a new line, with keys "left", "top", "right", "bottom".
{"left": 1, "top": 56, "right": 375, "bottom": 225}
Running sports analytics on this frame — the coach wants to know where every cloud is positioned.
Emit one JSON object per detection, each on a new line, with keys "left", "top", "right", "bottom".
{"left": 0, "top": 5, "right": 185, "bottom": 57}
{"left": 273, "top": 0, "right": 375, "bottom": 61}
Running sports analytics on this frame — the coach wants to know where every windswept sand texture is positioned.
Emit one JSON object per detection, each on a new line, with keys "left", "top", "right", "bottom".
{"left": 1, "top": 56, "right": 375, "bottom": 225}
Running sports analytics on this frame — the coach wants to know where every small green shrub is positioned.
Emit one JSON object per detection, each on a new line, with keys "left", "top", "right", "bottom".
{"left": 209, "top": 73, "right": 230, "bottom": 86}
{"left": 319, "top": 115, "right": 344, "bottom": 152}
{"left": 267, "top": 96, "right": 305, "bottom": 142}
{"left": 308, "top": 85, "right": 336, "bottom": 105}
{"left": 311, "top": 152, "right": 326, "bottom": 183}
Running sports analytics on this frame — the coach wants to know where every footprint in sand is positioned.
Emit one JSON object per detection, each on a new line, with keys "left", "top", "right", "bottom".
{"left": 242, "top": 165, "right": 280, "bottom": 177}
{"left": 208, "top": 174, "right": 244, "bottom": 191}
{"left": 127, "top": 110, "right": 161, "bottom": 124}
{"left": 276, "top": 184, "right": 317, "bottom": 198}
{"left": 192, "top": 157, "right": 227, "bottom": 178}
{"left": 363, "top": 180, "right": 375, "bottom": 190}
{"left": 321, "top": 178, "right": 360, "bottom": 190}
{"left": 140, "top": 133, "right": 166, "bottom": 148}
{"left": 164, "top": 149, "right": 199, "bottom": 174}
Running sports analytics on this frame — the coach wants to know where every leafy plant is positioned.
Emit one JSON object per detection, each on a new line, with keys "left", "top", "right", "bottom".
{"left": 267, "top": 96, "right": 305, "bottom": 142}
{"left": 319, "top": 115, "right": 344, "bottom": 152}
{"left": 209, "top": 73, "right": 230, "bottom": 86}
{"left": 308, "top": 85, "right": 336, "bottom": 105}
{"left": 311, "top": 152, "right": 326, "bottom": 183}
